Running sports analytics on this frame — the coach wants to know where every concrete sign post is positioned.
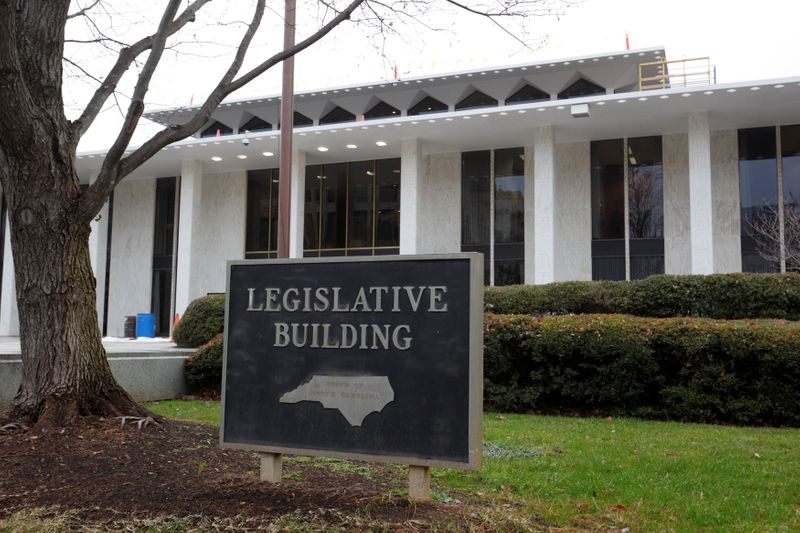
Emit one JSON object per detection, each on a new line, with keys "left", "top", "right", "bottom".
{"left": 220, "top": 254, "right": 483, "bottom": 499}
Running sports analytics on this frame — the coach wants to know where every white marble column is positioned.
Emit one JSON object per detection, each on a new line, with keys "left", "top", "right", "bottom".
{"left": 688, "top": 113, "right": 715, "bottom": 275}
{"left": 88, "top": 173, "right": 110, "bottom": 329}
{"left": 289, "top": 149, "right": 306, "bottom": 259}
{"left": 0, "top": 214, "right": 18, "bottom": 336}
{"left": 400, "top": 138, "right": 422, "bottom": 255}
{"left": 523, "top": 145, "right": 535, "bottom": 284}
{"left": 175, "top": 160, "right": 203, "bottom": 317}
{"left": 418, "top": 152, "right": 460, "bottom": 253}
{"left": 533, "top": 126, "right": 556, "bottom": 284}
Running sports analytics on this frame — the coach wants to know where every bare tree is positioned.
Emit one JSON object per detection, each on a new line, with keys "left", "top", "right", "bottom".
{"left": 750, "top": 197, "right": 800, "bottom": 271}
{"left": 0, "top": 0, "right": 568, "bottom": 426}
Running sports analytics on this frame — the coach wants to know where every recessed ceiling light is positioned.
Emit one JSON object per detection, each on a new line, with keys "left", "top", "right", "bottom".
{"left": 445, "top": 118, "right": 453, "bottom": 121}
{"left": 499, "top": 112, "right": 508, "bottom": 116}
{"left": 463, "top": 116, "right": 471, "bottom": 119}
{"left": 774, "top": 84, "right": 785, "bottom": 89}
{"left": 346, "top": 144, "right": 357, "bottom": 149}
{"left": 317, "top": 146, "right": 328, "bottom": 152}
{"left": 637, "top": 97, "right": 648, "bottom": 101}
{"left": 376, "top": 141, "right": 387, "bottom": 147}
{"left": 659, "top": 95, "right": 669, "bottom": 99}
{"left": 428, "top": 119, "right": 436, "bottom": 123}
{"left": 211, "top": 156, "right": 222, "bottom": 162}
{"left": 596, "top": 102, "right": 606, "bottom": 106}
{"left": 237, "top": 154, "right": 247, "bottom": 159}
{"left": 704, "top": 90, "right": 714, "bottom": 95}
{"left": 411, "top": 121, "right": 419, "bottom": 125}
{"left": 262, "top": 152, "right": 274, "bottom": 157}
{"left": 617, "top": 99, "right": 627, "bottom": 103}
{"left": 480, "top": 114, "right": 489, "bottom": 118}
{"left": 751, "top": 86, "right": 760, "bottom": 91}
{"left": 681, "top": 93, "right": 691, "bottom": 97}
{"left": 726, "top": 88, "right": 737, "bottom": 93}
{"left": 518, "top": 109, "right": 527, "bottom": 114}
{"left": 557, "top": 105, "right": 565, "bottom": 110}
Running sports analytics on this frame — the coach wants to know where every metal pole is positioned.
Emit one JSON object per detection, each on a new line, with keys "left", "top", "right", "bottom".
{"left": 277, "top": 0, "right": 296, "bottom": 259}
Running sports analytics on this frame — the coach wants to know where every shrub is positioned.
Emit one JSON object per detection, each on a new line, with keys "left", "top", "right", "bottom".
{"left": 184, "top": 333, "right": 224, "bottom": 393}
{"left": 173, "top": 294, "right": 225, "bottom": 348}
{"left": 484, "top": 313, "right": 800, "bottom": 426}
{"left": 485, "top": 273, "right": 800, "bottom": 320}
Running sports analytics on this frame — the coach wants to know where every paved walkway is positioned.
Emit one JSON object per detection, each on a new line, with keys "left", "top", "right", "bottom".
{"left": 0, "top": 336, "right": 194, "bottom": 355}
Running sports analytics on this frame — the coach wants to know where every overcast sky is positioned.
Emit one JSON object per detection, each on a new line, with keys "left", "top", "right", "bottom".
{"left": 72, "top": 0, "right": 800, "bottom": 151}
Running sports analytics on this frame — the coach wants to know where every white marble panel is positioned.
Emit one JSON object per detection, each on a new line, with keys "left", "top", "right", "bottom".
{"left": 107, "top": 179, "right": 155, "bottom": 337}
{"left": 0, "top": 214, "right": 18, "bottom": 336}
{"left": 663, "top": 133, "right": 691, "bottom": 274}
{"left": 711, "top": 129, "right": 742, "bottom": 273}
{"left": 688, "top": 113, "right": 714, "bottom": 274}
{"left": 193, "top": 170, "right": 247, "bottom": 296}
{"left": 554, "top": 141, "right": 591, "bottom": 281}
{"left": 419, "top": 152, "right": 460, "bottom": 253}
{"left": 400, "top": 138, "right": 422, "bottom": 254}
{"left": 533, "top": 127, "right": 556, "bottom": 284}
{"left": 289, "top": 150, "right": 306, "bottom": 258}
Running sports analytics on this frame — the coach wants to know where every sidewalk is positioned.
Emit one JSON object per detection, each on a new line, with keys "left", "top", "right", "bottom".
{"left": 0, "top": 336, "right": 194, "bottom": 355}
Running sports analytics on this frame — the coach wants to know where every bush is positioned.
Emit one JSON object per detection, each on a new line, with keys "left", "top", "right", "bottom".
{"left": 185, "top": 333, "right": 223, "bottom": 393}
{"left": 485, "top": 273, "right": 800, "bottom": 320}
{"left": 484, "top": 313, "right": 800, "bottom": 426}
{"left": 173, "top": 294, "right": 225, "bottom": 348}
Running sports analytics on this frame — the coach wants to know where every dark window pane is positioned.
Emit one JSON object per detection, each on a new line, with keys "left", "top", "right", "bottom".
{"left": 739, "top": 127, "right": 778, "bottom": 237}
{"left": 151, "top": 177, "right": 176, "bottom": 337}
{"left": 293, "top": 111, "right": 313, "bottom": 127}
{"left": 375, "top": 158, "right": 401, "bottom": 247}
{"left": 506, "top": 84, "right": 549, "bottom": 104}
{"left": 461, "top": 150, "right": 490, "bottom": 246}
{"left": 246, "top": 170, "right": 271, "bottom": 253}
{"left": 152, "top": 177, "right": 176, "bottom": 258}
{"left": 628, "top": 136, "right": 664, "bottom": 239}
{"left": 320, "top": 163, "right": 348, "bottom": 249}
{"left": 365, "top": 100, "right": 400, "bottom": 120}
{"left": 408, "top": 95, "right": 448, "bottom": 116}
{"left": 558, "top": 78, "right": 605, "bottom": 100}
{"left": 495, "top": 259, "right": 522, "bottom": 286}
{"left": 629, "top": 239, "right": 664, "bottom": 279}
{"left": 591, "top": 139, "right": 625, "bottom": 240}
{"left": 592, "top": 257, "right": 625, "bottom": 281}
{"left": 200, "top": 120, "right": 233, "bottom": 138}
{"left": 304, "top": 165, "right": 322, "bottom": 250}
{"left": 269, "top": 170, "right": 279, "bottom": 251}
{"left": 494, "top": 147, "right": 524, "bottom": 244}
{"left": 320, "top": 106, "right": 355, "bottom": 125}
{"left": 240, "top": 115, "right": 272, "bottom": 133}
{"left": 455, "top": 90, "right": 497, "bottom": 110}
{"left": 348, "top": 161, "right": 374, "bottom": 249}
{"left": 782, "top": 125, "right": 800, "bottom": 271}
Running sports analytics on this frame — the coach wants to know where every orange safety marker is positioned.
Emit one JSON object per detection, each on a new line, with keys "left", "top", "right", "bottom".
{"left": 170, "top": 313, "right": 181, "bottom": 342}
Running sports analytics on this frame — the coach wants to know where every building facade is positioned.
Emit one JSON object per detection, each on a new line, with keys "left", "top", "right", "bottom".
{"left": 2, "top": 46, "right": 799, "bottom": 337}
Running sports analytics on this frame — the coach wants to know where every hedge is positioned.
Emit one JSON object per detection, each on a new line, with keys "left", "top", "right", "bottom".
{"left": 484, "top": 313, "right": 800, "bottom": 426}
{"left": 485, "top": 273, "right": 800, "bottom": 320}
{"left": 173, "top": 294, "right": 225, "bottom": 348}
{"left": 185, "top": 333, "right": 224, "bottom": 393}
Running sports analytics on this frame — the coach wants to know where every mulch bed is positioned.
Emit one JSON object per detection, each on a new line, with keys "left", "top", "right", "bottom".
{"left": 0, "top": 417, "right": 506, "bottom": 530}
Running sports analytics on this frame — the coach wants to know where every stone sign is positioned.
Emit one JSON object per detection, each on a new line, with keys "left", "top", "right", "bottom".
{"left": 220, "top": 254, "right": 483, "bottom": 469}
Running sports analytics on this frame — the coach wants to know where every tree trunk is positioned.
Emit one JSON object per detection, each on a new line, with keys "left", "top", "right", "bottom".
{"left": 8, "top": 190, "right": 149, "bottom": 426}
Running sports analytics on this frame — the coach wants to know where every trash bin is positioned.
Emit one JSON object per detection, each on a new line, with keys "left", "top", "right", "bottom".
{"left": 123, "top": 316, "right": 137, "bottom": 339}
{"left": 136, "top": 313, "right": 155, "bottom": 338}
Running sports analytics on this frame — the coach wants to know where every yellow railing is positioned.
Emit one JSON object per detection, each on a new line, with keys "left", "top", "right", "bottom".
{"left": 638, "top": 57, "right": 712, "bottom": 91}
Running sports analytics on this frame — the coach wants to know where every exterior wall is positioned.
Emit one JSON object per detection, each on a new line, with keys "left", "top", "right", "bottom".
{"left": 711, "top": 129, "right": 742, "bottom": 273}
{"left": 193, "top": 170, "right": 246, "bottom": 297}
{"left": 554, "top": 141, "right": 591, "bottom": 281}
{"left": 418, "top": 152, "right": 461, "bottom": 253}
{"left": 663, "top": 133, "right": 692, "bottom": 274}
{"left": 107, "top": 179, "right": 156, "bottom": 337}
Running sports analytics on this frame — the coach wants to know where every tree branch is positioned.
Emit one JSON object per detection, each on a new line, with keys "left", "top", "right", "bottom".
{"left": 67, "top": 0, "right": 102, "bottom": 20}
{"left": 71, "top": 0, "right": 213, "bottom": 139}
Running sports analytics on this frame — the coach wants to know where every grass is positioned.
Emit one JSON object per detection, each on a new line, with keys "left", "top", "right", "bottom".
{"left": 146, "top": 400, "right": 800, "bottom": 531}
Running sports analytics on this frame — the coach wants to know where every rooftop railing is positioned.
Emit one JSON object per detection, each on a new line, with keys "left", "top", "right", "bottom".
{"left": 638, "top": 57, "right": 712, "bottom": 91}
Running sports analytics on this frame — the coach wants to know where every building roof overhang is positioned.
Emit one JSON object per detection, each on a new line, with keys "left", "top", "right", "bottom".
{"left": 77, "top": 75, "right": 800, "bottom": 180}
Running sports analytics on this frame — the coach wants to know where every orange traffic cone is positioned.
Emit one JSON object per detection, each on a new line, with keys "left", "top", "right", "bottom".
{"left": 170, "top": 313, "right": 181, "bottom": 342}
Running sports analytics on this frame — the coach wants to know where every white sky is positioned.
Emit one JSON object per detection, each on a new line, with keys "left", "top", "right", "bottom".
{"left": 72, "top": 0, "right": 800, "bottom": 151}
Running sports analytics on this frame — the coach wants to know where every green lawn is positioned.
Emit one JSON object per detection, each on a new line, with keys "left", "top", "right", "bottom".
{"left": 147, "top": 400, "right": 800, "bottom": 531}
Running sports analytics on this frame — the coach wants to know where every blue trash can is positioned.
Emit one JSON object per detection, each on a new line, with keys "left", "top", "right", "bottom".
{"left": 136, "top": 313, "right": 155, "bottom": 338}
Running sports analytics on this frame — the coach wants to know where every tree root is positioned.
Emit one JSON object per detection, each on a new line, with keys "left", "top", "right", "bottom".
{"left": 116, "top": 416, "right": 159, "bottom": 430}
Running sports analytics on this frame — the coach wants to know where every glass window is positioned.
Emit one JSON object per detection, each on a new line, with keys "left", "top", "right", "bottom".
{"left": 365, "top": 100, "right": 400, "bottom": 120}
{"left": 782, "top": 125, "right": 800, "bottom": 271}
{"left": 628, "top": 136, "right": 664, "bottom": 239}
{"left": 591, "top": 139, "right": 625, "bottom": 240}
{"left": 240, "top": 116, "right": 272, "bottom": 133}
{"left": 304, "top": 165, "right": 322, "bottom": 250}
{"left": 293, "top": 111, "right": 313, "bottom": 127}
{"left": 455, "top": 90, "right": 497, "bottom": 110}
{"left": 200, "top": 120, "right": 233, "bottom": 138}
{"left": 461, "top": 150, "right": 491, "bottom": 245}
{"left": 558, "top": 78, "right": 605, "bottom": 100}
{"left": 320, "top": 163, "right": 348, "bottom": 249}
{"left": 739, "top": 127, "right": 778, "bottom": 272}
{"left": 246, "top": 170, "right": 271, "bottom": 253}
{"left": 320, "top": 106, "right": 355, "bottom": 125}
{"left": 375, "top": 158, "right": 401, "bottom": 247}
{"left": 408, "top": 95, "right": 448, "bottom": 116}
{"left": 505, "top": 84, "right": 549, "bottom": 105}
{"left": 494, "top": 148, "right": 524, "bottom": 285}
{"left": 348, "top": 161, "right": 374, "bottom": 249}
